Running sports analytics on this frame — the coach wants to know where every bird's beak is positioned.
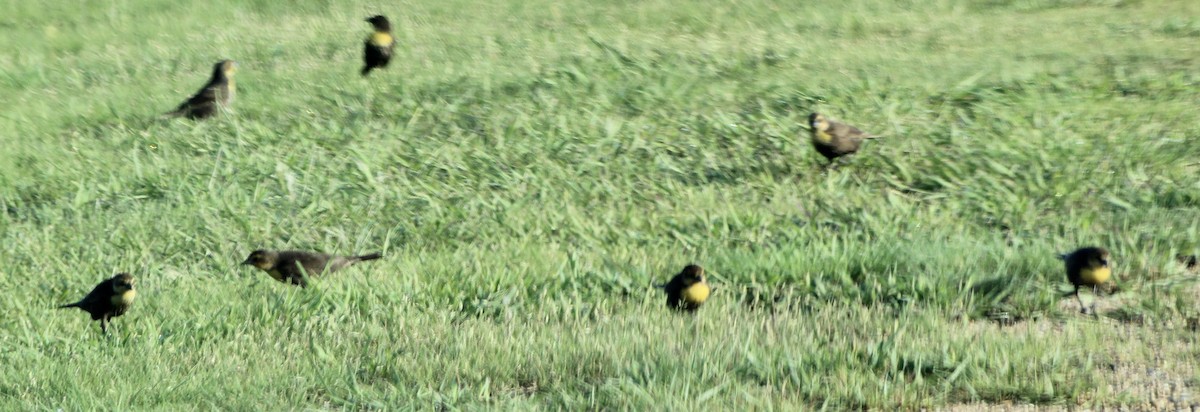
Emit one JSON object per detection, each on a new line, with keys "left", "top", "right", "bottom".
{"left": 241, "top": 258, "right": 253, "bottom": 266}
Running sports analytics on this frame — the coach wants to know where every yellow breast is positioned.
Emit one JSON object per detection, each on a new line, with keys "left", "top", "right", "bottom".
{"left": 370, "top": 32, "right": 394, "bottom": 46}
{"left": 812, "top": 130, "right": 833, "bottom": 144}
{"left": 681, "top": 282, "right": 711, "bottom": 304}
{"left": 111, "top": 289, "right": 137, "bottom": 306}
{"left": 1079, "top": 267, "right": 1111, "bottom": 285}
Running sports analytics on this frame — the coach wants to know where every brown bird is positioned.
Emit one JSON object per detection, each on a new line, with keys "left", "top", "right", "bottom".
{"left": 241, "top": 250, "right": 383, "bottom": 287}
{"left": 1060, "top": 246, "right": 1112, "bottom": 314}
{"left": 164, "top": 60, "right": 237, "bottom": 119}
{"left": 58, "top": 273, "right": 137, "bottom": 334}
{"left": 808, "top": 112, "right": 878, "bottom": 167}
{"left": 362, "top": 15, "right": 395, "bottom": 76}
{"left": 656, "top": 264, "right": 712, "bottom": 312}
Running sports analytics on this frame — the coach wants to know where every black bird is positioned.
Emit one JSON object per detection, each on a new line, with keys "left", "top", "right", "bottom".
{"left": 164, "top": 60, "right": 237, "bottom": 119}
{"left": 362, "top": 15, "right": 395, "bottom": 76}
{"left": 656, "top": 264, "right": 712, "bottom": 312}
{"left": 59, "top": 273, "right": 137, "bottom": 334}
{"left": 1059, "top": 246, "right": 1112, "bottom": 314}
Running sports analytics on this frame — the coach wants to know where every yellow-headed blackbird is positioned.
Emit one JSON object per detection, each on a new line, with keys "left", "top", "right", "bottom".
{"left": 58, "top": 273, "right": 137, "bottom": 333}
{"left": 657, "top": 264, "right": 711, "bottom": 312}
{"left": 241, "top": 249, "right": 383, "bottom": 287}
{"left": 362, "top": 15, "right": 395, "bottom": 76}
{"left": 808, "top": 112, "right": 878, "bottom": 166}
{"left": 164, "top": 60, "right": 237, "bottom": 119}
{"left": 1060, "top": 246, "right": 1112, "bottom": 314}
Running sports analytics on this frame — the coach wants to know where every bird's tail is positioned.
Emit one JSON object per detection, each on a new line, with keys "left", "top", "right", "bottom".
{"left": 355, "top": 252, "right": 383, "bottom": 261}
{"left": 1056, "top": 253, "right": 1068, "bottom": 261}
{"left": 58, "top": 302, "right": 79, "bottom": 309}
{"left": 360, "top": 66, "right": 373, "bottom": 77}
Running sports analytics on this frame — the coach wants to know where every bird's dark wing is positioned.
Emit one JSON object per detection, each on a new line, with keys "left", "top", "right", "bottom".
{"left": 165, "top": 85, "right": 219, "bottom": 118}
{"left": 61, "top": 280, "right": 113, "bottom": 319}
{"left": 183, "top": 86, "right": 219, "bottom": 109}
{"left": 276, "top": 251, "right": 332, "bottom": 276}
{"left": 79, "top": 280, "right": 113, "bottom": 306}
{"left": 833, "top": 122, "right": 869, "bottom": 140}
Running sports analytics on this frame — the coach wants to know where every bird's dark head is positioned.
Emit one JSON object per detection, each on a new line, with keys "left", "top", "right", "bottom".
{"left": 111, "top": 273, "right": 136, "bottom": 293}
{"left": 679, "top": 264, "right": 706, "bottom": 283}
{"left": 1093, "top": 248, "right": 1111, "bottom": 268}
{"left": 1069, "top": 246, "right": 1110, "bottom": 269}
{"left": 808, "top": 112, "right": 829, "bottom": 131}
{"left": 242, "top": 249, "right": 277, "bottom": 270}
{"left": 366, "top": 15, "right": 391, "bottom": 31}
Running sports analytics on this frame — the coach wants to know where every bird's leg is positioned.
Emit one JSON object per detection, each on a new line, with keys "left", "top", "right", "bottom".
{"left": 1090, "top": 285, "right": 1099, "bottom": 317}
{"left": 100, "top": 317, "right": 108, "bottom": 334}
{"left": 1074, "top": 286, "right": 1086, "bottom": 314}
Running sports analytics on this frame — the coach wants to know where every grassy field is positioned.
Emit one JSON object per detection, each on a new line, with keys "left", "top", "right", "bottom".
{"left": 2, "top": 0, "right": 1200, "bottom": 409}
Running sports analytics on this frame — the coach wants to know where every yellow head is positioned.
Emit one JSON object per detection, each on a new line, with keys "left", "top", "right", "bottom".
{"left": 223, "top": 60, "right": 237, "bottom": 75}
{"left": 211, "top": 60, "right": 237, "bottom": 82}
{"left": 808, "top": 112, "right": 833, "bottom": 143}
{"left": 109, "top": 273, "right": 137, "bottom": 306}
{"left": 809, "top": 112, "right": 830, "bottom": 132}
{"left": 242, "top": 250, "right": 278, "bottom": 271}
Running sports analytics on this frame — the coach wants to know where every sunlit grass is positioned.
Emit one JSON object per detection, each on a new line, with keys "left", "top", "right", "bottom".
{"left": 1, "top": 0, "right": 1199, "bottom": 408}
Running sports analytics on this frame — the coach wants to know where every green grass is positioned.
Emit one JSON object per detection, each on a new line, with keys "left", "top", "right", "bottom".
{"left": 3, "top": 0, "right": 1200, "bottom": 408}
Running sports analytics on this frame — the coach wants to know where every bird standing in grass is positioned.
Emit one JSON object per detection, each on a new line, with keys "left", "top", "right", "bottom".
{"left": 241, "top": 249, "right": 383, "bottom": 287}
{"left": 1060, "top": 246, "right": 1112, "bottom": 314}
{"left": 808, "top": 112, "right": 878, "bottom": 167}
{"left": 164, "top": 60, "right": 237, "bottom": 120}
{"left": 58, "top": 273, "right": 137, "bottom": 334}
{"left": 362, "top": 15, "right": 395, "bottom": 76}
{"left": 657, "top": 264, "right": 711, "bottom": 312}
